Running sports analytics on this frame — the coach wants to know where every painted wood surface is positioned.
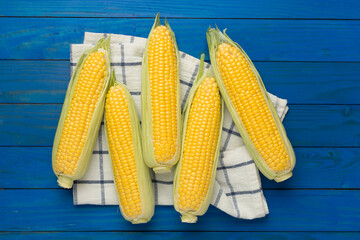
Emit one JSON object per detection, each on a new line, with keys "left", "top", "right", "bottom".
{"left": 1, "top": 0, "right": 359, "bottom": 238}
{"left": 1, "top": 18, "right": 360, "bottom": 61}
{"left": 0, "top": 147, "right": 359, "bottom": 189}
{"left": 2, "top": 60, "right": 360, "bottom": 104}
{"left": 1, "top": 104, "right": 358, "bottom": 147}
{"left": 0, "top": 189, "right": 359, "bottom": 231}
{"left": 0, "top": 232, "right": 359, "bottom": 240}
{"left": 1, "top": 0, "right": 359, "bottom": 19}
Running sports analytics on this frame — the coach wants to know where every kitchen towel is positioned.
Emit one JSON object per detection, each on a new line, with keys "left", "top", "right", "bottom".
{"left": 71, "top": 32, "right": 289, "bottom": 220}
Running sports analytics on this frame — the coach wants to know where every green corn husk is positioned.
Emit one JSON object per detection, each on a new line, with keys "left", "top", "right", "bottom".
{"left": 173, "top": 54, "right": 224, "bottom": 223}
{"left": 104, "top": 71, "right": 154, "bottom": 224}
{"left": 141, "top": 13, "right": 181, "bottom": 173}
{"left": 207, "top": 27, "right": 296, "bottom": 182}
{"left": 52, "top": 37, "right": 111, "bottom": 189}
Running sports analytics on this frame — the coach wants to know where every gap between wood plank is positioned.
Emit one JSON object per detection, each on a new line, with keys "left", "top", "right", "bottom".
{"left": 0, "top": 102, "right": 349, "bottom": 107}
{"left": 2, "top": 59, "right": 360, "bottom": 63}
{"left": 1, "top": 188, "right": 359, "bottom": 191}
{"left": 1, "top": 16, "right": 360, "bottom": 21}
{"left": 0, "top": 230, "right": 359, "bottom": 232}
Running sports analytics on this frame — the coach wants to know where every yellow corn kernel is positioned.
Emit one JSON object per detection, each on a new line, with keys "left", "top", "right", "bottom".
{"left": 174, "top": 55, "right": 223, "bottom": 223}
{"left": 105, "top": 72, "right": 154, "bottom": 224}
{"left": 216, "top": 43, "right": 290, "bottom": 172}
{"left": 178, "top": 77, "right": 221, "bottom": 212}
{"left": 105, "top": 85, "right": 142, "bottom": 219}
{"left": 54, "top": 50, "right": 107, "bottom": 176}
{"left": 148, "top": 25, "right": 178, "bottom": 164}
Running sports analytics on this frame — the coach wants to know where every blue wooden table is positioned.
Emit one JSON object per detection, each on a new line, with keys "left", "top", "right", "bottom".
{"left": 1, "top": 1, "right": 360, "bottom": 239}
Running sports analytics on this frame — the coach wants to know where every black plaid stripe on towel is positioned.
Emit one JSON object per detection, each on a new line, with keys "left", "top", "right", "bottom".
{"left": 71, "top": 32, "right": 289, "bottom": 220}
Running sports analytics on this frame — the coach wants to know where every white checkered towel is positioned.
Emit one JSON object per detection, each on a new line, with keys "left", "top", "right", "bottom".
{"left": 71, "top": 32, "right": 289, "bottom": 220}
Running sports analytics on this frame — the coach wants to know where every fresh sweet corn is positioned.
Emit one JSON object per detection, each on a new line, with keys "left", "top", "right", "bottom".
{"left": 141, "top": 13, "right": 181, "bottom": 173}
{"left": 207, "top": 28, "right": 295, "bottom": 182}
{"left": 105, "top": 72, "right": 154, "bottom": 224}
{"left": 217, "top": 43, "right": 290, "bottom": 172}
{"left": 52, "top": 38, "right": 111, "bottom": 189}
{"left": 173, "top": 55, "right": 223, "bottom": 223}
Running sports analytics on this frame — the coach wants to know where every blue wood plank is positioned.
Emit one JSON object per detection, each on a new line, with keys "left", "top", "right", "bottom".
{"left": 0, "top": 232, "right": 359, "bottom": 240}
{"left": 1, "top": 147, "right": 359, "bottom": 189}
{"left": 0, "top": 147, "right": 57, "bottom": 188}
{"left": 0, "top": 189, "right": 358, "bottom": 231}
{"left": 262, "top": 147, "right": 360, "bottom": 189}
{"left": 1, "top": 0, "right": 359, "bottom": 19}
{"left": 0, "top": 104, "right": 358, "bottom": 147}
{"left": 259, "top": 62, "right": 360, "bottom": 105}
{"left": 283, "top": 105, "right": 360, "bottom": 147}
{"left": 1, "top": 18, "right": 359, "bottom": 61}
{"left": 2, "top": 60, "right": 360, "bottom": 104}
{"left": 0, "top": 105, "right": 59, "bottom": 146}
{"left": 0, "top": 60, "right": 69, "bottom": 103}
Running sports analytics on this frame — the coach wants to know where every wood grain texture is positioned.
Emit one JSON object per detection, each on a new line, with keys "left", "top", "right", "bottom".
{"left": 283, "top": 105, "right": 360, "bottom": 147}
{"left": 1, "top": 104, "right": 359, "bottom": 147}
{"left": 0, "top": 105, "right": 59, "bottom": 146}
{"left": 1, "top": 0, "right": 359, "bottom": 19}
{"left": 1, "top": 18, "right": 359, "bottom": 61}
{"left": 1, "top": 0, "right": 359, "bottom": 237}
{"left": 0, "top": 232, "right": 359, "bottom": 239}
{"left": 262, "top": 147, "right": 360, "bottom": 189}
{"left": 2, "top": 60, "right": 360, "bottom": 104}
{"left": 0, "top": 189, "right": 359, "bottom": 231}
{"left": 1, "top": 147, "right": 359, "bottom": 189}
{"left": 0, "top": 147, "right": 56, "bottom": 188}
{"left": 0, "top": 60, "right": 69, "bottom": 103}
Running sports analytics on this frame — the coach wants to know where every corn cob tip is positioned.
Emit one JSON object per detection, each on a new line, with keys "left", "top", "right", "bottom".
{"left": 180, "top": 213, "right": 198, "bottom": 223}
{"left": 153, "top": 166, "right": 172, "bottom": 173}
{"left": 131, "top": 218, "right": 149, "bottom": 224}
{"left": 57, "top": 175, "right": 73, "bottom": 189}
{"left": 274, "top": 172, "right": 293, "bottom": 183}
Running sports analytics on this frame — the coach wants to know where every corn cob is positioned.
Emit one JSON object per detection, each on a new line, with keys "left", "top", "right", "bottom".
{"left": 141, "top": 13, "right": 181, "bottom": 173}
{"left": 207, "top": 28, "right": 295, "bottom": 182}
{"left": 52, "top": 38, "right": 111, "bottom": 189}
{"left": 105, "top": 71, "right": 154, "bottom": 224}
{"left": 173, "top": 55, "right": 223, "bottom": 223}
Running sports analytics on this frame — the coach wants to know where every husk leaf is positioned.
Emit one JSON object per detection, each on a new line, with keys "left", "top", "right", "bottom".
{"left": 173, "top": 54, "right": 224, "bottom": 223}
{"left": 104, "top": 71, "right": 154, "bottom": 224}
{"left": 52, "top": 37, "right": 111, "bottom": 189}
{"left": 206, "top": 27, "right": 296, "bottom": 182}
{"left": 141, "top": 13, "right": 181, "bottom": 173}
